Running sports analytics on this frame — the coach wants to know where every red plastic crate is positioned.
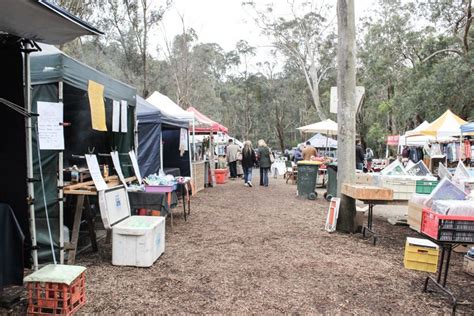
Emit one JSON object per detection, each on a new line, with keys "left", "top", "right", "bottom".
{"left": 421, "top": 208, "right": 474, "bottom": 243}
{"left": 27, "top": 272, "right": 86, "bottom": 315}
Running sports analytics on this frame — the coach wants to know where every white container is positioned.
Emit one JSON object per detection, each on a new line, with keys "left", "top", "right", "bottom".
{"left": 112, "top": 216, "right": 165, "bottom": 267}
{"left": 98, "top": 186, "right": 165, "bottom": 267}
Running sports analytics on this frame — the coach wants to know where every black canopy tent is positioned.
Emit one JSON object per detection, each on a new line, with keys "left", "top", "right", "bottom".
{"left": 137, "top": 96, "right": 191, "bottom": 178}
{"left": 0, "top": 0, "right": 102, "bottom": 276}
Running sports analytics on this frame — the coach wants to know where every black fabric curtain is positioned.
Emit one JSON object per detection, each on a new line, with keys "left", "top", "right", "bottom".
{"left": 0, "top": 36, "right": 32, "bottom": 268}
{"left": 162, "top": 128, "right": 190, "bottom": 177}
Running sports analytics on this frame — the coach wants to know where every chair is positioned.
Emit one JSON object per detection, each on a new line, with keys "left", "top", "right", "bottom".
{"left": 284, "top": 161, "right": 297, "bottom": 184}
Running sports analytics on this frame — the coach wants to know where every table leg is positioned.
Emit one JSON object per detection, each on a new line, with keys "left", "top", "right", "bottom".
{"left": 167, "top": 192, "right": 173, "bottom": 233}
{"left": 423, "top": 245, "right": 457, "bottom": 314}
{"left": 181, "top": 184, "right": 187, "bottom": 221}
{"left": 186, "top": 182, "right": 191, "bottom": 215}
{"left": 362, "top": 204, "right": 377, "bottom": 246}
{"left": 84, "top": 196, "right": 98, "bottom": 252}
{"left": 67, "top": 195, "right": 84, "bottom": 264}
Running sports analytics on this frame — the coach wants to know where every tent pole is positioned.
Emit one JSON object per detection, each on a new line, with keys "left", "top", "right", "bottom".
{"left": 192, "top": 118, "right": 196, "bottom": 161}
{"left": 160, "top": 131, "right": 163, "bottom": 173}
{"left": 58, "top": 81, "right": 64, "bottom": 264}
{"left": 24, "top": 45, "right": 38, "bottom": 270}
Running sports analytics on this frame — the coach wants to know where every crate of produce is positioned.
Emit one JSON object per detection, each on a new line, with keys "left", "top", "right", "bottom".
{"left": 24, "top": 265, "right": 86, "bottom": 316}
{"left": 415, "top": 180, "right": 439, "bottom": 194}
{"left": 421, "top": 208, "right": 474, "bottom": 243}
{"left": 404, "top": 237, "right": 439, "bottom": 273}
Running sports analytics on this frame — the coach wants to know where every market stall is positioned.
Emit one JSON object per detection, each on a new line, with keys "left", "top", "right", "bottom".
{"left": 29, "top": 44, "right": 136, "bottom": 264}
{"left": 136, "top": 96, "right": 190, "bottom": 178}
{"left": 0, "top": 1, "right": 102, "bottom": 273}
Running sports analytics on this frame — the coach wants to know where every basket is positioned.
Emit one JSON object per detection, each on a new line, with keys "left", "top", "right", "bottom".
{"left": 415, "top": 180, "right": 438, "bottom": 194}
{"left": 27, "top": 272, "right": 86, "bottom": 315}
{"left": 421, "top": 208, "right": 474, "bottom": 243}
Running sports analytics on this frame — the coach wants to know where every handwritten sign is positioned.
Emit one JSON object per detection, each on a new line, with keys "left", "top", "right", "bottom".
{"left": 88, "top": 80, "right": 107, "bottom": 131}
{"left": 112, "top": 100, "right": 120, "bottom": 132}
{"left": 111, "top": 151, "right": 127, "bottom": 186}
{"left": 37, "top": 101, "right": 64, "bottom": 150}
{"left": 120, "top": 100, "right": 128, "bottom": 133}
{"left": 129, "top": 150, "right": 142, "bottom": 184}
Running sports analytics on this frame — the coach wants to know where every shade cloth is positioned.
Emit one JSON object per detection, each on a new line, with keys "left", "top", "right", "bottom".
{"left": 128, "top": 191, "right": 178, "bottom": 216}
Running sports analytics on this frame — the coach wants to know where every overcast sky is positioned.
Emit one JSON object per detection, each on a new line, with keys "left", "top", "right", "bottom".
{"left": 155, "top": 0, "right": 376, "bottom": 67}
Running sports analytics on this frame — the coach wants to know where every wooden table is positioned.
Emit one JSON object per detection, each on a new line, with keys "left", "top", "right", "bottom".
{"left": 342, "top": 183, "right": 408, "bottom": 245}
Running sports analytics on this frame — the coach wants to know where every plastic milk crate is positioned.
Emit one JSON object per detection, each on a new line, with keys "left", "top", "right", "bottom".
{"left": 421, "top": 208, "right": 474, "bottom": 243}
{"left": 404, "top": 237, "right": 439, "bottom": 273}
{"left": 24, "top": 265, "right": 86, "bottom": 316}
{"left": 415, "top": 180, "right": 439, "bottom": 194}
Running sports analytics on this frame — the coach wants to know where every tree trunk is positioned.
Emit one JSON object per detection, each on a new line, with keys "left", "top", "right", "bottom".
{"left": 336, "top": 0, "right": 357, "bottom": 233}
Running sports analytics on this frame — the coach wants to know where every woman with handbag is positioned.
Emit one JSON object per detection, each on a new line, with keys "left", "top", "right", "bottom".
{"left": 257, "top": 139, "right": 272, "bottom": 187}
{"left": 241, "top": 140, "right": 256, "bottom": 187}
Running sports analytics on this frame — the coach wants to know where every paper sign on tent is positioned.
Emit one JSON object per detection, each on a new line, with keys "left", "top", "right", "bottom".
{"left": 112, "top": 100, "right": 120, "bottom": 132}
{"left": 88, "top": 80, "right": 107, "bottom": 131}
{"left": 37, "top": 101, "right": 64, "bottom": 150}
{"left": 120, "top": 100, "right": 128, "bottom": 133}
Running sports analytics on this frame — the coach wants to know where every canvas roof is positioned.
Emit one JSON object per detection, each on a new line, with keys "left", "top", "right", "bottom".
{"left": 419, "top": 109, "right": 466, "bottom": 137}
{"left": 461, "top": 122, "right": 474, "bottom": 134}
{"left": 297, "top": 119, "right": 338, "bottom": 135}
{"left": 187, "top": 106, "right": 228, "bottom": 133}
{"left": 0, "top": 0, "right": 102, "bottom": 45}
{"left": 146, "top": 91, "right": 195, "bottom": 121}
{"left": 136, "top": 96, "right": 188, "bottom": 128}
{"left": 30, "top": 44, "right": 136, "bottom": 106}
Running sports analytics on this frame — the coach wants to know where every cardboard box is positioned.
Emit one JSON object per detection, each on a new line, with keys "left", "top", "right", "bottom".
{"left": 407, "top": 201, "right": 424, "bottom": 232}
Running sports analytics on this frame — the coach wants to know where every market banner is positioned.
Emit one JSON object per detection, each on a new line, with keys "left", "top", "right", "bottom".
{"left": 387, "top": 135, "right": 400, "bottom": 146}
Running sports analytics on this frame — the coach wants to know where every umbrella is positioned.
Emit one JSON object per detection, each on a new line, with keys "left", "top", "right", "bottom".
{"left": 297, "top": 119, "right": 338, "bottom": 135}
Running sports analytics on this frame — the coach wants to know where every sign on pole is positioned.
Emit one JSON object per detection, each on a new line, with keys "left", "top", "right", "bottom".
{"left": 330, "top": 86, "right": 365, "bottom": 114}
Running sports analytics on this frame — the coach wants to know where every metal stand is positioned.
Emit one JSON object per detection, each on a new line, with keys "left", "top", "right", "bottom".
{"left": 362, "top": 204, "right": 377, "bottom": 246}
{"left": 178, "top": 181, "right": 191, "bottom": 221}
{"left": 423, "top": 244, "right": 457, "bottom": 315}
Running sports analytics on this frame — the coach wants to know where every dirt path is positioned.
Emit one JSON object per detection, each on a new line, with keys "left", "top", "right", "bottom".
{"left": 72, "top": 172, "right": 472, "bottom": 314}
{"left": 3, "top": 172, "right": 472, "bottom": 314}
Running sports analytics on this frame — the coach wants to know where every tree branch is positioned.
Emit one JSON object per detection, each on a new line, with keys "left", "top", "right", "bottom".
{"left": 421, "top": 48, "right": 463, "bottom": 63}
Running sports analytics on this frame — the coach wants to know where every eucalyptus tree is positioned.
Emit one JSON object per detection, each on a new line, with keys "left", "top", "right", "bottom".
{"left": 244, "top": 0, "right": 337, "bottom": 121}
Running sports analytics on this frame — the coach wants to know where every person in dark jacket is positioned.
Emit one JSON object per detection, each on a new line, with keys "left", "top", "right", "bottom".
{"left": 241, "top": 140, "right": 257, "bottom": 187}
{"left": 356, "top": 140, "right": 365, "bottom": 170}
{"left": 257, "top": 139, "right": 272, "bottom": 187}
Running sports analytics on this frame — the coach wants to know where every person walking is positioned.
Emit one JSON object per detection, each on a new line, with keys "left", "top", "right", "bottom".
{"left": 355, "top": 140, "right": 365, "bottom": 171}
{"left": 226, "top": 139, "right": 240, "bottom": 179}
{"left": 241, "top": 140, "right": 256, "bottom": 187}
{"left": 257, "top": 139, "right": 271, "bottom": 187}
{"left": 365, "top": 147, "right": 374, "bottom": 172}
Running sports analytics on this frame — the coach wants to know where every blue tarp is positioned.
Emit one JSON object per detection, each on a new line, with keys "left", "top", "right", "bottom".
{"left": 461, "top": 122, "right": 474, "bottom": 134}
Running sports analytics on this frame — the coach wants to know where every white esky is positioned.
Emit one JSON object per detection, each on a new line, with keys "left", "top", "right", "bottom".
{"left": 154, "top": 0, "right": 376, "bottom": 71}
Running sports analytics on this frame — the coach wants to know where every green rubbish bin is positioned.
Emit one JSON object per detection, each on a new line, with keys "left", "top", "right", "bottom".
{"left": 324, "top": 163, "right": 337, "bottom": 201}
{"left": 297, "top": 161, "right": 321, "bottom": 200}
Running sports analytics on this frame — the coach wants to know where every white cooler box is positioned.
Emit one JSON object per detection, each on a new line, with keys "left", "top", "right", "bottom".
{"left": 98, "top": 186, "right": 165, "bottom": 267}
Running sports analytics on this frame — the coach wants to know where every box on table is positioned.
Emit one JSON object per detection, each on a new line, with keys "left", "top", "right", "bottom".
{"left": 415, "top": 180, "right": 439, "bottom": 194}
{"left": 24, "top": 264, "right": 86, "bottom": 316}
{"left": 421, "top": 208, "right": 474, "bottom": 243}
{"left": 464, "top": 255, "right": 474, "bottom": 276}
{"left": 99, "top": 186, "right": 166, "bottom": 267}
{"left": 408, "top": 201, "right": 424, "bottom": 232}
{"left": 404, "top": 237, "right": 439, "bottom": 273}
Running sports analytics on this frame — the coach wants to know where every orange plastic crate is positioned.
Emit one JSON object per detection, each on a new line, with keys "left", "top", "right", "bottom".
{"left": 27, "top": 272, "right": 86, "bottom": 316}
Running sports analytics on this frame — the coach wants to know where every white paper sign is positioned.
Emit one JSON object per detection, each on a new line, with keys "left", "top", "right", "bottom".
{"left": 129, "top": 150, "right": 142, "bottom": 184}
{"left": 120, "top": 100, "right": 128, "bottom": 133}
{"left": 37, "top": 101, "right": 64, "bottom": 150}
{"left": 330, "top": 86, "right": 365, "bottom": 114}
{"left": 85, "top": 154, "right": 108, "bottom": 191}
{"left": 110, "top": 151, "right": 127, "bottom": 186}
{"left": 112, "top": 100, "right": 120, "bottom": 132}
